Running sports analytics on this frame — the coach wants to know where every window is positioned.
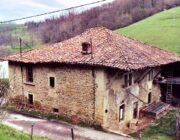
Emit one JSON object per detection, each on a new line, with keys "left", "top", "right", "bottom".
{"left": 26, "top": 66, "right": 33, "bottom": 82}
{"left": 129, "top": 73, "right": 133, "bottom": 86}
{"left": 49, "top": 77, "right": 55, "bottom": 87}
{"left": 148, "top": 92, "right": 152, "bottom": 103}
{"left": 124, "top": 74, "right": 128, "bottom": 87}
{"left": 119, "top": 104, "right": 125, "bottom": 121}
{"left": 148, "top": 70, "right": 153, "bottom": 81}
{"left": 124, "top": 73, "right": 133, "bottom": 87}
{"left": 28, "top": 94, "right": 33, "bottom": 105}
{"left": 53, "top": 108, "right": 59, "bottom": 113}
{"left": 133, "top": 102, "right": 138, "bottom": 119}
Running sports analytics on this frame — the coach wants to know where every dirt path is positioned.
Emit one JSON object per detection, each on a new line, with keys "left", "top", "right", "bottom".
{"left": 3, "top": 113, "right": 134, "bottom": 140}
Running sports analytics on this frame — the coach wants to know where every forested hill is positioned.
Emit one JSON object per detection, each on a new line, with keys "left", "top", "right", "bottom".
{"left": 26, "top": 0, "right": 180, "bottom": 44}
{"left": 0, "top": 0, "right": 180, "bottom": 56}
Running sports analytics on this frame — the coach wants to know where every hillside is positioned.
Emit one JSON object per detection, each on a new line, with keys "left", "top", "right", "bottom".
{"left": 1, "top": 3, "right": 180, "bottom": 56}
{"left": 0, "top": 24, "right": 41, "bottom": 56}
{"left": 117, "top": 7, "right": 180, "bottom": 54}
{"left": 26, "top": 0, "right": 180, "bottom": 44}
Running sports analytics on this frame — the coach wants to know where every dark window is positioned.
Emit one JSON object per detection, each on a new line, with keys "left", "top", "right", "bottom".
{"left": 53, "top": 108, "right": 59, "bottom": 113}
{"left": 129, "top": 73, "right": 133, "bottom": 86}
{"left": 26, "top": 66, "right": 33, "bottom": 82}
{"left": 148, "top": 92, "right": 152, "bottom": 103}
{"left": 124, "top": 74, "right": 128, "bottom": 87}
{"left": 148, "top": 70, "right": 153, "bottom": 81}
{"left": 133, "top": 102, "right": 138, "bottom": 119}
{"left": 49, "top": 77, "right": 55, "bottom": 87}
{"left": 124, "top": 73, "right": 133, "bottom": 87}
{"left": 119, "top": 104, "right": 125, "bottom": 121}
{"left": 81, "top": 42, "right": 91, "bottom": 54}
{"left": 28, "top": 94, "right": 33, "bottom": 105}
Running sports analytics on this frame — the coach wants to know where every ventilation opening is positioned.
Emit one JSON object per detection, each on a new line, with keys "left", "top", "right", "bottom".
{"left": 49, "top": 77, "right": 55, "bottom": 87}
{"left": 53, "top": 108, "right": 59, "bottom": 113}
{"left": 148, "top": 92, "right": 152, "bottom": 103}
{"left": 81, "top": 42, "right": 92, "bottom": 54}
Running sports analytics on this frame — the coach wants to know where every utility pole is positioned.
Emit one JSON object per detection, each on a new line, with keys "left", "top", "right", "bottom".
{"left": 19, "top": 37, "right": 22, "bottom": 57}
{"left": 19, "top": 37, "right": 24, "bottom": 109}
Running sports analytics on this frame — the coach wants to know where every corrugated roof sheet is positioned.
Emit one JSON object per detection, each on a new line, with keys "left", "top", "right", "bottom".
{"left": 3, "top": 27, "right": 180, "bottom": 70}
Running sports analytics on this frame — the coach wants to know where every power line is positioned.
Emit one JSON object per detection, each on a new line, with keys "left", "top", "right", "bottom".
{"left": 0, "top": 0, "right": 107, "bottom": 24}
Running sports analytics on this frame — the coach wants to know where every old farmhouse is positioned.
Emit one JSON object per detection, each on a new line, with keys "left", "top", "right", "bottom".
{"left": 3, "top": 27, "right": 180, "bottom": 132}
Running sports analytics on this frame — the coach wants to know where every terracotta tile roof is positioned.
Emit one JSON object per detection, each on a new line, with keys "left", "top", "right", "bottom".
{"left": 3, "top": 27, "right": 180, "bottom": 70}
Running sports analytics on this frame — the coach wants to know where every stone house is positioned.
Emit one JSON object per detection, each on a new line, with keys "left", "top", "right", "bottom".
{"left": 3, "top": 27, "right": 180, "bottom": 132}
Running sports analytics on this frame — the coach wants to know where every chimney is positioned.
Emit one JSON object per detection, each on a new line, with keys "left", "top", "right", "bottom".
{"left": 81, "top": 42, "right": 92, "bottom": 55}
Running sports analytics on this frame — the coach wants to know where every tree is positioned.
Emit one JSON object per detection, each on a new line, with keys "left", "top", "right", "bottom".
{"left": 0, "top": 64, "right": 9, "bottom": 121}
{"left": 25, "top": 0, "right": 180, "bottom": 44}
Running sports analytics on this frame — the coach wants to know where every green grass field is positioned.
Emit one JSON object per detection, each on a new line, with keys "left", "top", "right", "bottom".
{"left": 0, "top": 124, "right": 50, "bottom": 140}
{"left": 117, "top": 7, "right": 180, "bottom": 54}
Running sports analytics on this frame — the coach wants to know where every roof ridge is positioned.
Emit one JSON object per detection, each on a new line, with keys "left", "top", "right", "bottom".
{"left": 105, "top": 29, "right": 159, "bottom": 68}
{"left": 104, "top": 29, "right": 132, "bottom": 70}
{"left": 122, "top": 40, "right": 161, "bottom": 65}
{"left": 113, "top": 31, "right": 178, "bottom": 64}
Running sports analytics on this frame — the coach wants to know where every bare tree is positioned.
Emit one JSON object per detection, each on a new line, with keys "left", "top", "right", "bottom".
{"left": 0, "top": 77, "right": 9, "bottom": 121}
{"left": 25, "top": 0, "right": 180, "bottom": 44}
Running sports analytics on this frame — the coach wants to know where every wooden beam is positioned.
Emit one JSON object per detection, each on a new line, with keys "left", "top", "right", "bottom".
{"left": 135, "top": 68, "right": 152, "bottom": 83}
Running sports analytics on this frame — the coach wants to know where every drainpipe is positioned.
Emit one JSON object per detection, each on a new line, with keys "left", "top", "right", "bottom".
{"left": 92, "top": 68, "right": 96, "bottom": 121}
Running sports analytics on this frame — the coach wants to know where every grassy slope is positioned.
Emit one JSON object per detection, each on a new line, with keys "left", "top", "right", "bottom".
{"left": 0, "top": 124, "right": 50, "bottom": 140}
{"left": 117, "top": 7, "right": 180, "bottom": 54}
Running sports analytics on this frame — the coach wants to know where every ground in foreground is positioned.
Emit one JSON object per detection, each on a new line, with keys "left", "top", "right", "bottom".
{"left": 3, "top": 112, "right": 133, "bottom": 140}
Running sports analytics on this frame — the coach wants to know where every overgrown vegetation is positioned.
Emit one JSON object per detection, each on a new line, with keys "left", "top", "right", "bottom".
{"left": 0, "top": 79, "right": 9, "bottom": 121}
{"left": 131, "top": 109, "right": 179, "bottom": 140}
{"left": 118, "top": 6, "right": 180, "bottom": 54}
{"left": 0, "top": 124, "right": 50, "bottom": 140}
{"left": 26, "top": 0, "right": 180, "bottom": 44}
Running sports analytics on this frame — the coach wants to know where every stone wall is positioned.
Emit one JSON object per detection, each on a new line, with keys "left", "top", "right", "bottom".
{"left": 9, "top": 62, "right": 162, "bottom": 132}
{"left": 94, "top": 69, "right": 108, "bottom": 125}
{"left": 102, "top": 68, "right": 161, "bottom": 131}
{"left": 9, "top": 62, "right": 95, "bottom": 123}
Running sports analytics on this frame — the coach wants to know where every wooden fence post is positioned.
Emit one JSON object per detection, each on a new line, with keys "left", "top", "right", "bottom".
{"left": 71, "top": 127, "right": 74, "bottom": 140}
{"left": 30, "top": 124, "right": 34, "bottom": 140}
{"left": 176, "top": 116, "right": 180, "bottom": 140}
